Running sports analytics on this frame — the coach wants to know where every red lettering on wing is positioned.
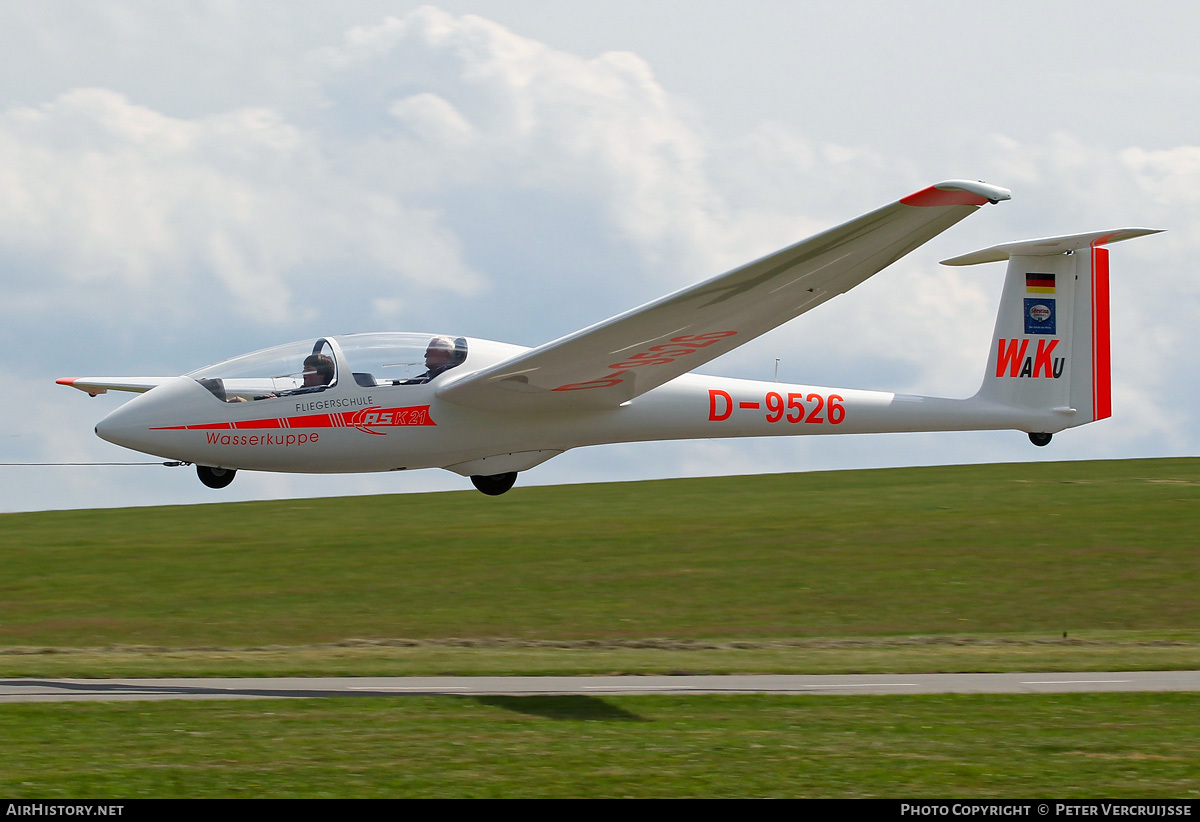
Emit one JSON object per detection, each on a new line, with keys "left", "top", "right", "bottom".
{"left": 553, "top": 330, "right": 738, "bottom": 391}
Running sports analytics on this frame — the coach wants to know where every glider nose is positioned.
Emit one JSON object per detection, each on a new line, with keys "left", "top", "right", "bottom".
{"left": 94, "top": 393, "right": 152, "bottom": 451}
{"left": 94, "top": 377, "right": 199, "bottom": 456}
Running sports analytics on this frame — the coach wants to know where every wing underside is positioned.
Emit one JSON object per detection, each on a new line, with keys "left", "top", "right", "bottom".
{"left": 437, "top": 180, "right": 1010, "bottom": 411}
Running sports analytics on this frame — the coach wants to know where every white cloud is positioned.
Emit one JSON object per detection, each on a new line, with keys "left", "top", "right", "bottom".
{"left": 0, "top": 86, "right": 481, "bottom": 335}
{"left": 315, "top": 8, "right": 741, "bottom": 281}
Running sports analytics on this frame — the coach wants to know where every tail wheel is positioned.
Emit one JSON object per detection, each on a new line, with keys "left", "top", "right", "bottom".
{"left": 1028, "top": 432, "right": 1052, "bottom": 447}
{"left": 197, "top": 465, "right": 237, "bottom": 489}
{"left": 470, "top": 472, "right": 518, "bottom": 496}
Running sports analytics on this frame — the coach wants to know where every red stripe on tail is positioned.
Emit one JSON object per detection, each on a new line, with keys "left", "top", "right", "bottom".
{"left": 1092, "top": 246, "right": 1112, "bottom": 420}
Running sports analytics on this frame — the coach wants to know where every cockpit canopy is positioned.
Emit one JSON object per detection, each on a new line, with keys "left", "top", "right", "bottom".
{"left": 187, "top": 333, "right": 469, "bottom": 402}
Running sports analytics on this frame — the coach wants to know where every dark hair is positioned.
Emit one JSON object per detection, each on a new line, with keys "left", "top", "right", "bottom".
{"left": 304, "top": 354, "right": 335, "bottom": 384}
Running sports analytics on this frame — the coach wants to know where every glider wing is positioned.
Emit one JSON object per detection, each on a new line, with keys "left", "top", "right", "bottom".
{"left": 437, "top": 179, "right": 1011, "bottom": 410}
{"left": 56, "top": 377, "right": 175, "bottom": 397}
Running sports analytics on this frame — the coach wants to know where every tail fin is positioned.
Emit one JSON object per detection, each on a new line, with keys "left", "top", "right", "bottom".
{"left": 943, "top": 228, "right": 1162, "bottom": 430}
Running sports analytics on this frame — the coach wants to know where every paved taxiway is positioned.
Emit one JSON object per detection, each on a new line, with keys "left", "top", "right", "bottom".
{"left": 2, "top": 671, "right": 1199, "bottom": 703}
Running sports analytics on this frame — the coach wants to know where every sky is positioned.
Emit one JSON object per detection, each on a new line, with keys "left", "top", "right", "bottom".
{"left": 1, "top": 1, "right": 1196, "bottom": 512}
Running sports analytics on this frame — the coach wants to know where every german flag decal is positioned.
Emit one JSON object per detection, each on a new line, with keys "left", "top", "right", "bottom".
{"left": 1026, "top": 272, "right": 1056, "bottom": 294}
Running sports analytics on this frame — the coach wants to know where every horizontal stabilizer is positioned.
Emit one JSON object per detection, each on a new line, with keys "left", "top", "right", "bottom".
{"left": 941, "top": 228, "right": 1163, "bottom": 266}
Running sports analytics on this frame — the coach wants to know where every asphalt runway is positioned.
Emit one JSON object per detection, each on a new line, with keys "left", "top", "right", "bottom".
{"left": 2, "top": 671, "right": 1199, "bottom": 703}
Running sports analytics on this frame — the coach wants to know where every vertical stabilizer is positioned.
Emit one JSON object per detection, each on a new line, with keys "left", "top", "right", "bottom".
{"left": 942, "top": 228, "right": 1161, "bottom": 431}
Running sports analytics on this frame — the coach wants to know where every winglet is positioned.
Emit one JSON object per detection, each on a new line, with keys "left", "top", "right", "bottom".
{"left": 901, "top": 180, "right": 1012, "bottom": 208}
{"left": 940, "top": 228, "right": 1164, "bottom": 266}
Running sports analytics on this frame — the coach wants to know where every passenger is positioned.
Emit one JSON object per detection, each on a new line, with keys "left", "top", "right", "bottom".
{"left": 402, "top": 336, "right": 459, "bottom": 384}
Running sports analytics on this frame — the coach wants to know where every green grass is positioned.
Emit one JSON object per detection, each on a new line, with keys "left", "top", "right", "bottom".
{"left": 1, "top": 693, "right": 1198, "bottom": 798}
{"left": 1, "top": 458, "right": 1198, "bottom": 676}
{"left": 2, "top": 458, "right": 1199, "bottom": 798}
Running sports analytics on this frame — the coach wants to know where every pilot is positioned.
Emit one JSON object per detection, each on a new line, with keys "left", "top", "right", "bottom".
{"left": 280, "top": 354, "right": 335, "bottom": 396}
{"left": 232, "top": 353, "right": 334, "bottom": 401}
{"left": 299, "top": 354, "right": 335, "bottom": 389}
{"left": 402, "top": 336, "right": 459, "bottom": 384}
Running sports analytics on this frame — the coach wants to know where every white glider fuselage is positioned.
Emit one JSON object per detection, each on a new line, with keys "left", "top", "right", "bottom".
{"left": 63, "top": 180, "right": 1161, "bottom": 494}
{"left": 92, "top": 341, "right": 1065, "bottom": 478}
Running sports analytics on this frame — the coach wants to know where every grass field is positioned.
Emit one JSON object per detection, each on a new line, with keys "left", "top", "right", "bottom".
{"left": 1, "top": 458, "right": 1198, "bottom": 797}
{"left": 1, "top": 693, "right": 1199, "bottom": 798}
{"left": 1, "top": 457, "right": 1197, "bottom": 677}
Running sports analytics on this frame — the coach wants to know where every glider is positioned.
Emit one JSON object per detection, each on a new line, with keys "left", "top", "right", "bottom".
{"left": 58, "top": 180, "right": 1160, "bottom": 494}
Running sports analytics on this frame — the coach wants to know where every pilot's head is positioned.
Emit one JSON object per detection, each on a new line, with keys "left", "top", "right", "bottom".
{"left": 425, "top": 336, "right": 455, "bottom": 370}
{"left": 302, "top": 354, "right": 335, "bottom": 387}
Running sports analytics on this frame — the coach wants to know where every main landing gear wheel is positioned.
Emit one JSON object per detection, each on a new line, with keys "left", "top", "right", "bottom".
{"left": 470, "top": 472, "right": 518, "bottom": 496}
{"left": 196, "top": 465, "right": 237, "bottom": 489}
{"left": 1028, "top": 432, "right": 1053, "bottom": 447}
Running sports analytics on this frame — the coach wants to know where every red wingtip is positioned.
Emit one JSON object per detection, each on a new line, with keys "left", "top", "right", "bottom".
{"left": 900, "top": 185, "right": 991, "bottom": 207}
{"left": 56, "top": 378, "right": 77, "bottom": 386}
